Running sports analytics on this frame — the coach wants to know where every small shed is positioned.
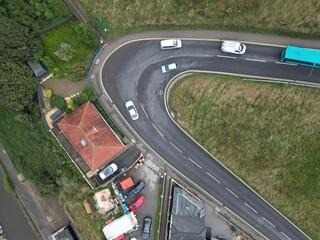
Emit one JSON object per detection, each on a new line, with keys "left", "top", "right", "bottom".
{"left": 27, "top": 61, "right": 47, "bottom": 77}
{"left": 119, "top": 177, "right": 134, "bottom": 191}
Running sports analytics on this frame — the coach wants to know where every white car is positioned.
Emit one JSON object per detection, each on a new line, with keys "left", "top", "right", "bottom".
{"left": 99, "top": 163, "right": 118, "bottom": 180}
{"left": 161, "top": 63, "right": 178, "bottom": 73}
{"left": 221, "top": 41, "right": 246, "bottom": 54}
{"left": 160, "top": 39, "right": 182, "bottom": 50}
{"left": 125, "top": 101, "right": 139, "bottom": 120}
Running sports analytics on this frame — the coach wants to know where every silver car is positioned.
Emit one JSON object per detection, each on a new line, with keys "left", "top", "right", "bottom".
{"left": 125, "top": 101, "right": 139, "bottom": 120}
{"left": 161, "top": 63, "right": 179, "bottom": 73}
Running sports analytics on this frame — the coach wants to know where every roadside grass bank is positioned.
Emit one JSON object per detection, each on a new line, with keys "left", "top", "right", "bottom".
{"left": 169, "top": 74, "right": 320, "bottom": 239}
{"left": 79, "top": 0, "right": 320, "bottom": 39}
{"left": 152, "top": 177, "right": 164, "bottom": 240}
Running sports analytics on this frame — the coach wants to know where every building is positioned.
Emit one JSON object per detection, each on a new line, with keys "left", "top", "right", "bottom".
{"left": 27, "top": 61, "right": 47, "bottom": 78}
{"left": 48, "top": 225, "right": 79, "bottom": 240}
{"left": 169, "top": 187, "right": 206, "bottom": 240}
{"left": 58, "top": 102, "right": 125, "bottom": 174}
{"left": 102, "top": 212, "right": 138, "bottom": 240}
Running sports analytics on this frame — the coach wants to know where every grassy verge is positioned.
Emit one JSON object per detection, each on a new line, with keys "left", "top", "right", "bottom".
{"left": 153, "top": 178, "right": 164, "bottom": 240}
{"left": 79, "top": 0, "right": 320, "bottom": 39}
{"left": 169, "top": 74, "right": 320, "bottom": 239}
{"left": 41, "top": 19, "right": 97, "bottom": 80}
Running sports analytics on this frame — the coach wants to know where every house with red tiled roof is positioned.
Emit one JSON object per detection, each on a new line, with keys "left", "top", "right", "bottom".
{"left": 58, "top": 102, "right": 124, "bottom": 172}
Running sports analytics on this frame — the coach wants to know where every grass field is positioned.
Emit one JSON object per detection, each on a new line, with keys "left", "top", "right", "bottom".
{"left": 41, "top": 20, "right": 97, "bottom": 80}
{"left": 169, "top": 74, "right": 320, "bottom": 239}
{"left": 79, "top": 0, "right": 320, "bottom": 38}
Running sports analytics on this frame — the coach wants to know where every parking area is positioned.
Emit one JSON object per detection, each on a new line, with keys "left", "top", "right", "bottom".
{"left": 122, "top": 155, "right": 161, "bottom": 239}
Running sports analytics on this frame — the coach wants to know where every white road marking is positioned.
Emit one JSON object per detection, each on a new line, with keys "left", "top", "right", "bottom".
{"left": 263, "top": 217, "right": 275, "bottom": 228}
{"left": 217, "top": 55, "right": 237, "bottom": 59}
{"left": 170, "top": 142, "right": 182, "bottom": 153}
{"left": 275, "top": 62, "right": 297, "bottom": 66}
{"left": 244, "top": 202, "right": 258, "bottom": 213}
{"left": 140, "top": 102, "right": 149, "bottom": 118}
{"left": 187, "top": 157, "right": 202, "bottom": 169}
{"left": 245, "top": 58, "right": 267, "bottom": 63}
{"left": 3, "top": 150, "right": 6, "bottom": 154}
{"left": 152, "top": 123, "right": 164, "bottom": 137}
{"left": 225, "top": 187, "right": 239, "bottom": 198}
{"left": 281, "top": 232, "right": 292, "bottom": 240}
{"left": 206, "top": 172, "right": 221, "bottom": 184}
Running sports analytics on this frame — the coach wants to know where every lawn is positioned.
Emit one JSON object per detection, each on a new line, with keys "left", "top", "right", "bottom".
{"left": 169, "top": 74, "right": 320, "bottom": 239}
{"left": 79, "top": 0, "right": 320, "bottom": 38}
{"left": 41, "top": 19, "right": 97, "bottom": 80}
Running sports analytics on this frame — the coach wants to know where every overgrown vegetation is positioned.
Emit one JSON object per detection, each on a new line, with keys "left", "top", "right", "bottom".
{"left": 79, "top": 0, "right": 320, "bottom": 38}
{"left": 169, "top": 74, "right": 320, "bottom": 239}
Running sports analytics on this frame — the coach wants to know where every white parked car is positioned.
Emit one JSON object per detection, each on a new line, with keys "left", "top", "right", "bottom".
{"left": 99, "top": 163, "right": 118, "bottom": 180}
{"left": 220, "top": 41, "right": 246, "bottom": 54}
{"left": 160, "top": 39, "right": 182, "bottom": 50}
{"left": 161, "top": 62, "right": 179, "bottom": 73}
{"left": 125, "top": 101, "right": 139, "bottom": 120}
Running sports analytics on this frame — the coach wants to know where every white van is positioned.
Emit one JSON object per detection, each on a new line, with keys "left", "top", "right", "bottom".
{"left": 160, "top": 39, "right": 182, "bottom": 50}
{"left": 221, "top": 41, "right": 246, "bottom": 54}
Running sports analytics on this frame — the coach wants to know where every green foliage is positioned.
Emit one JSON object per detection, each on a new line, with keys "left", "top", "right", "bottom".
{"left": 41, "top": 55, "right": 56, "bottom": 69}
{"left": 0, "top": 61, "right": 38, "bottom": 113}
{"left": 43, "top": 88, "right": 53, "bottom": 98}
{"left": 52, "top": 95, "right": 71, "bottom": 113}
{"left": 74, "top": 22, "right": 98, "bottom": 47}
{"left": 72, "top": 86, "right": 96, "bottom": 107}
{"left": 54, "top": 42, "right": 76, "bottom": 62}
{"left": 3, "top": 176, "right": 13, "bottom": 193}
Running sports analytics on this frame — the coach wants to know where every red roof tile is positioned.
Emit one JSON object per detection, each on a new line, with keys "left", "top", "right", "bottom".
{"left": 58, "top": 102, "right": 124, "bottom": 171}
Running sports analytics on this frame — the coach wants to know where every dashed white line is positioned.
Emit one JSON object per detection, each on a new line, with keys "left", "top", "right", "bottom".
{"left": 281, "top": 232, "right": 292, "bottom": 240}
{"left": 276, "top": 61, "right": 297, "bottom": 66}
{"left": 263, "top": 217, "right": 275, "bottom": 228}
{"left": 217, "top": 55, "right": 237, "bottom": 59}
{"left": 140, "top": 102, "right": 149, "bottom": 118}
{"left": 170, "top": 142, "right": 182, "bottom": 153}
{"left": 187, "top": 157, "right": 202, "bottom": 169}
{"left": 244, "top": 202, "right": 258, "bottom": 213}
{"left": 152, "top": 123, "right": 164, "bottom": 137}
{"left": 245, "top": 58, "right": 267, "bottom": 63}
{"left": 206, "top": 172, "right": 221, "bottom": 184}
{"left": 225, "top": 187, "right": 239, "bottom": 198}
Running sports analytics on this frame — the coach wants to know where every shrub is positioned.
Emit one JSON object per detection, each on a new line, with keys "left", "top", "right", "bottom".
{"left": 43, "top": 88, "right": 52, "bottom": 98}
{"left": 74, "top": 22, "right": 98, "bottom": 47}
{"left": 54, "top": 42, "right": 76, "bottom": 62}
{"left": 52, "top": 95, "right": 70, "bottom": 113}
{"left": 41, "top": 55, "right": 56, "bottom": 69}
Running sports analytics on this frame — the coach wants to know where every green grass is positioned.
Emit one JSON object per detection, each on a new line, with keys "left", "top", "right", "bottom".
{"left": 41, "top": 19, "right": 97, "bottom": 80}
{"left": 152, "top": 178, "right": 164, "bottom": 240}
{"left": 79, "top": 0, "right": 320, "bottom": 39}
{"left": 169, "top": 74, "right": 320, "bottom": 239}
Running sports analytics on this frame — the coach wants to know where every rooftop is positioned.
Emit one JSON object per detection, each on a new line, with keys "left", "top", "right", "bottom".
{"left": 58, "top": 102, "right": 124, "bottom": 171}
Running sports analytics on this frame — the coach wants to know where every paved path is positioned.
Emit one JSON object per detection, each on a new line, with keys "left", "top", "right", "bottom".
{"left": 0, "top": 145, "right": 70, "bottom": 240}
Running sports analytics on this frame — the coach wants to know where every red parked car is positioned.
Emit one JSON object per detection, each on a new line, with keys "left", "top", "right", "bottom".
{"left": 129, "top": 194, "right": 146, "bottom": 212}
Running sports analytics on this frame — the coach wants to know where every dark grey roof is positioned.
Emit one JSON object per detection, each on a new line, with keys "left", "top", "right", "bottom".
{"left": 169, "top": 187, "right": 206, "bottom": 240}
{"left": 48, "top": 225, "right": 79, "bottom": 240}
{"left": 172, "top": 187, "right": 205, "bottom": 218}
{"left": 27, "top": 61, "right": 47, "bottom": 77}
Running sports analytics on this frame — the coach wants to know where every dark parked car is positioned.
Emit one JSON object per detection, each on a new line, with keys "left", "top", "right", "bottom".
{"left": 126, "top": 180, "right": 146, "bottom": 198}
{"left": 142, "top": 217, "right": 152, "bottom": 239}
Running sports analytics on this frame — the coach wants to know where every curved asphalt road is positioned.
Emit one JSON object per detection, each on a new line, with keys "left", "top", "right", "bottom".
{"left": 92, "top": 32, "right": 320, "bottom": 240}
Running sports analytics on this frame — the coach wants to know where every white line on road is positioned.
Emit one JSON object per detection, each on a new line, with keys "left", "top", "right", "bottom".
{"left": 152, "top": 123, "right": 164, "bottom": 137}
{"left": 275, "top": 61, "right": 297, "bottom": 66}
{"left": 244, "top": 202, "right": 258, "bottom": 213}
{"left": 206, "top": 172, "right": 221, "bottom": 184}
{"left": 187, "top": 157, "right": 202, "bottom": 169}
{"left": 245, "top": 58, "right": 267, "bottom": 63}
{"left": 281, "top": 232, "right": 292, "bottom": 240}
{"left": 263, "top": 217, "right": 275, "bottom": 228}
{"left": 140, "top": 102, "right": 149, "bottom": 118}
{"left": 225, "top": 187, "right": 239, "bottom": 198}
{"left": 170, "top": 142, "right": 182, "bottom": 153}
{"left": 3, "top": 150, "right": 6, "bottom": 154}
{"left": 217, "top": 55, "right": 237, "bottom": 59}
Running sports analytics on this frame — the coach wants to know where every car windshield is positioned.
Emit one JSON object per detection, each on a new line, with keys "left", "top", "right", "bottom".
{"left": 128, "top": 105, "right": 134, "bottom": 110}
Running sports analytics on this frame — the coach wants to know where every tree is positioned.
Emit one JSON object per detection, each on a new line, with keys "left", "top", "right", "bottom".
{"left": 74, "top": 22, "right": 98, "bottom": 47}
{"left": 54, "top": 42, "right": 76, "bottom": 62}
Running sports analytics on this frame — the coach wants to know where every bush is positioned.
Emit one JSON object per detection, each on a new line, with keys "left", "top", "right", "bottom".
{"left": 72, "top": 86, "right": 96, "bottom": 107}
{"left": 54, "top": 42, "right": 76, "bottom": 62}
{"left": 43, "top": 88, "right": 52, "bottom": 98}
{"left": 52, "top": 95, "right": 71, "bottom": 113}
{"left": 41, "top": 55, "right": 56, "bottom": 69}
{"left": 74, "top": 22, "right": 98, "bottom": 47}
